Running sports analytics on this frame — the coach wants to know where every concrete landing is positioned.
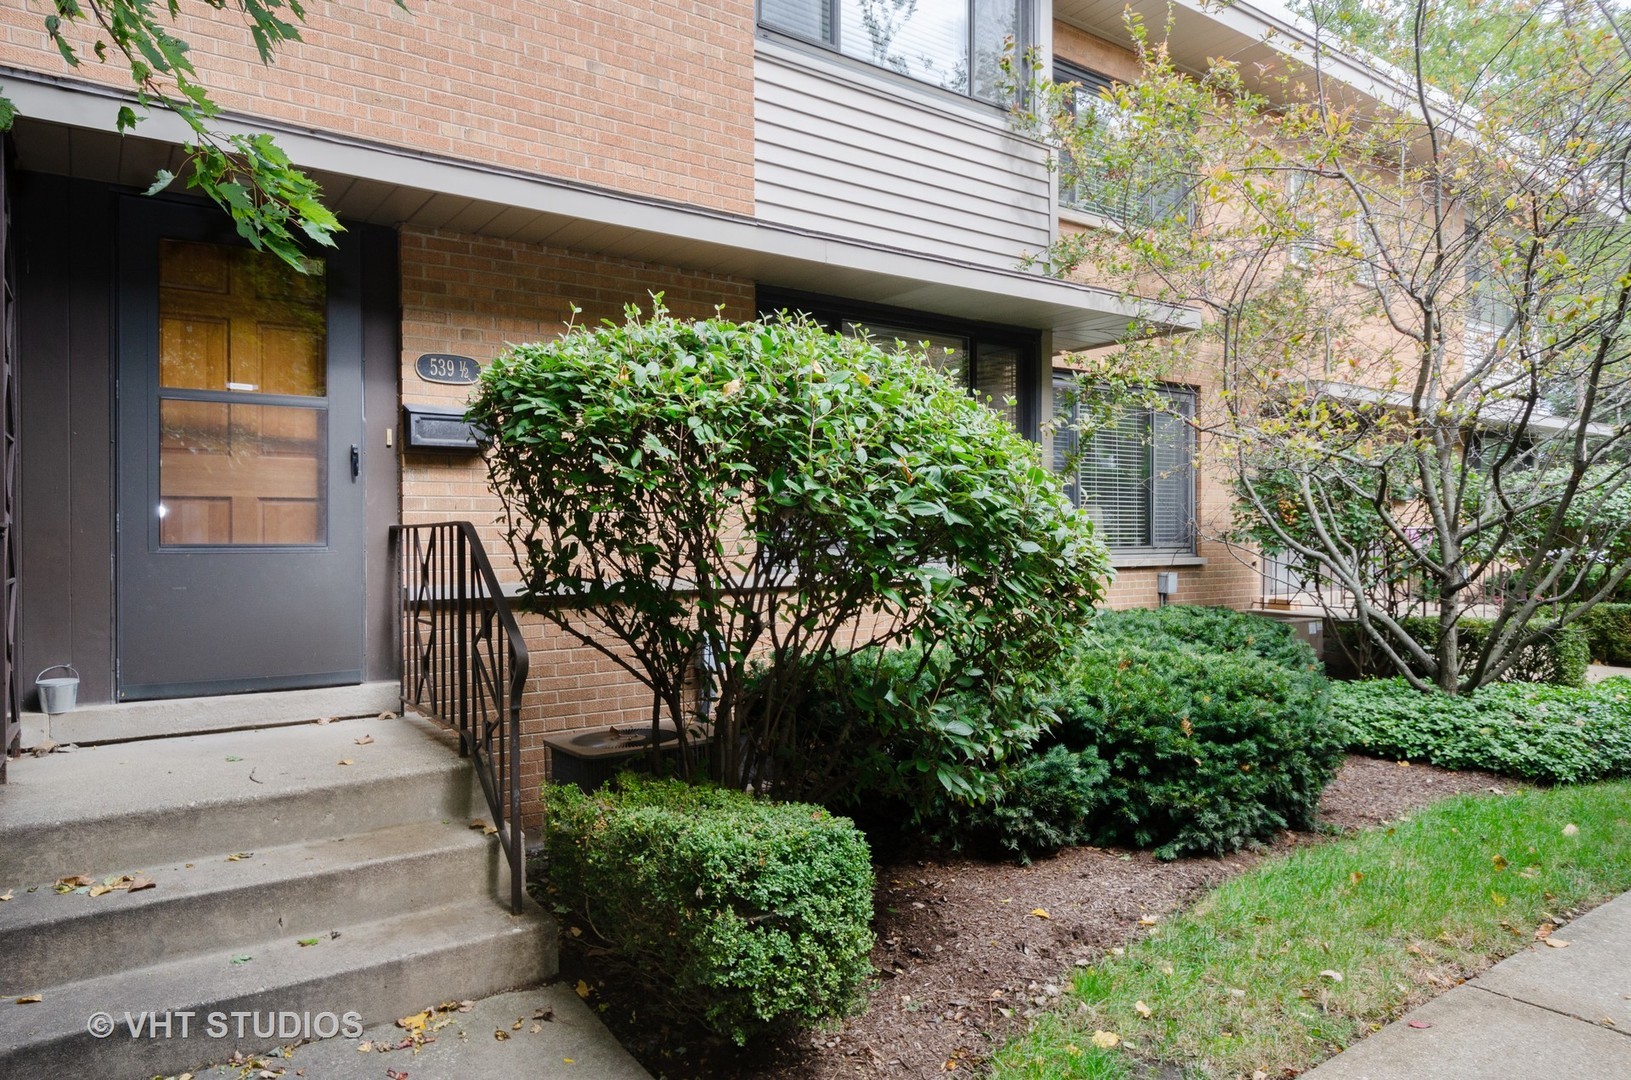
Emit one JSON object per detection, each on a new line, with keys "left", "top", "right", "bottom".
{"left": 1305, "top": 890, "right": 1631, "bottom": 1079}
{"left": 183, "top": 985, "right": 651, "bottom": 1079}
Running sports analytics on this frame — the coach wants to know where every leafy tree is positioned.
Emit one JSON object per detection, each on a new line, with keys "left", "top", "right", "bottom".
{"left": 5, "top": 0, "right": 367, "bottom": 266}
{"left": 1011, "top": 3, "right": 1631, "bottom": 693}
{"left": 468, "top": 303, "right": 1110, "bottom": 791}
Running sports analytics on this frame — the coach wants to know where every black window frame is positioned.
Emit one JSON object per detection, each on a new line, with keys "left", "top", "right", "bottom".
{"left": 1052, "top": 60, "right": 1195, "bottom": 229}
{"left": 757, "top": 0, "right": 1034, "bottom": 107}
{"left": 1052, "top": 374, "right": 1197, "bottom": 554}
{"left": 757, "top": 286, "right": 1043, "bottom": 441}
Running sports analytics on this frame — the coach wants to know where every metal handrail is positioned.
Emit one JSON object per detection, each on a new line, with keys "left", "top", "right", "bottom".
{"left": 389, "top": 522, "right": 528, "bottom": 914}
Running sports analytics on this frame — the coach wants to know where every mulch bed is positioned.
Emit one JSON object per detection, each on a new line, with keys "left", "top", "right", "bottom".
{"left": 554, "top": 755, "right": 1512, "bottom": 1079}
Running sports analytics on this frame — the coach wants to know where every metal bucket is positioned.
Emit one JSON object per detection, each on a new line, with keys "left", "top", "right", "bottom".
{"left": 35, "top": 665, "right": 80, "bottom": 714}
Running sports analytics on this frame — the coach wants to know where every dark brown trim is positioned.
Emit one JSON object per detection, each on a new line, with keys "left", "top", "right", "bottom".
{"left": 16, "top": 175, "right": 116, "bottom": 707}
{"left": 362, "top": 223, "right": 402, "bottom": 683}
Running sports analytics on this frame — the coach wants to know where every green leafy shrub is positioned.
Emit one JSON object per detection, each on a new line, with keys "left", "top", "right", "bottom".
{"left": 1336, "top": 676, "right": 1631, "bottom": 783}
{"left": 1090, "top": 605, "right": 1321, "bottom": 673}
{"left": 1047, "top": 645, "right": 1344, "bottom": 859}
{"left": 542, "top": 776, "right": 874, "bottom": 1045}
{"left": 747, "top": 645, "right": 1058, "bottom": 822}
{"left": 1333, "top": 616, "right": 1591, "bottom": 687}
{"left": 471, "top": 307, "right": 1108, "bottom": 790}
{"left": 1577, "top": 603, "right": 1631, "bottom": 666}
{"left": 949, "top": 744, "right": 1110, "bottom": 861}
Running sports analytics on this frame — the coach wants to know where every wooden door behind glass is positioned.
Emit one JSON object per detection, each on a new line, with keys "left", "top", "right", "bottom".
{"left": 117, "top": 200, "right": 365, "bottom": 700}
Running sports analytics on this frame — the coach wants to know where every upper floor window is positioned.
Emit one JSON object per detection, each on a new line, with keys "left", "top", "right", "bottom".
{"left": 1053, "top": 377, "right": 1195, "bottom": 553}
{"left": 759, "top": 0, "right": 1028, "bottom": 105}
{"left": 1054, "top": 61, "right": 1193, "bottom": 228}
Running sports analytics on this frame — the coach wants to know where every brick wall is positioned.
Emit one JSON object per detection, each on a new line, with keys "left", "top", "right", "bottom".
{"left": 397, "top": 225, "right": 754, "bottom": 822}
{"left": 0, "top": 0, "right": 756, "bottom": 213}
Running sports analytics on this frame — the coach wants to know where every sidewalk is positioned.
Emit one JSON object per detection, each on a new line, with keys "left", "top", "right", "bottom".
{"left": 1304, "top": 890, "right": 1631, "bottom": 1079}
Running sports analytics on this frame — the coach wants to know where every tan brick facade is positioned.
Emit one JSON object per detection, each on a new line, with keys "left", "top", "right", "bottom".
{"left": 0, "top": 0, "right": 756, "bottom": 213}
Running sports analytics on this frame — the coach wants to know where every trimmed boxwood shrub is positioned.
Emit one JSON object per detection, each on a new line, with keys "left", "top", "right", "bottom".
{"left": 1046, "top": 644, "right": 1344, "bottom": 859}
{"left": 1090, "top": 605, "right": 1323, "bottom": 674}
{"left": 1577, "top": 603, "right": 1631, "bottom": 667}
{"left": 1336, "top": 676, "right": 1631, "bottom": 783}
{"left": 542, "top": 777, "right": 874, "bottom": 1045}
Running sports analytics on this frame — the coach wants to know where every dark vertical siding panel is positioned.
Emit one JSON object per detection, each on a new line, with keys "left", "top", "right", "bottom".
{"left": 17, "top": 176, "right": 115, "bottom": 706}
{"left": 362, "top": 223, "right": 402, "bottom": 683}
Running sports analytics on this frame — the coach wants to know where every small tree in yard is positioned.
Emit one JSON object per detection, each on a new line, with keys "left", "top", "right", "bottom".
{"left": 1014, "top": 2, "right": 1631, "bottom": 693}
{"left": 469, "top": 304, "right": 1110, "bottom": 793}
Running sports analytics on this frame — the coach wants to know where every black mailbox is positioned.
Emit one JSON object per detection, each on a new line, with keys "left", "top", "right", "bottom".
{"left": 402, "top": 402, "right": 484, "bottom": 452}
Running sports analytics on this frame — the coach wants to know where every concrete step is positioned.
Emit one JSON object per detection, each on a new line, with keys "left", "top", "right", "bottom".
{"left": 0, "top": 820, "right": 504, "bottom": 989}
{"left": 0, "top": 714, "right": 484, "bottom": 883}
{"left": 0, "top": 896, "right": 557, "bottom": 1079}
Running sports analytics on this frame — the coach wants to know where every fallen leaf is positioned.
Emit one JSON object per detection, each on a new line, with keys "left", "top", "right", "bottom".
{"left": 511, "top": 1018, "right": 523, "bottom": 1031}
{"left": 1492, "top": 854, "right": 1509, "bottom": 871}
{"left": 230, "top": 955, "right": 252, "bottom": 965}
{"left": 316, "top": 716, "right": 334, "bottom": 726}
{"left": 1397, "top": 759, "right": 1411, "bottom": 767}
{"left": 1408, "top": 1020, "right": 1433, "bottom": 1029}
{"left": 533, "top": 1007, "right": 554, "bottom": 1022}
{"left": 1030, "top": 908, "right": 1050, "bottom": 919}
{"left": 226, "top": 755, "right": 244, "bottom": 762}
{"left": 298, "top": 937, "right": 320, "bottom": 947}
{"left": 355, "top": 1041, "right": 374, "bottom": 1053}
{"left": 337, "top": 759, "right": 354, "bottom": 767}
{"left": 14, "top": 994, "right": 41, "bottom": 1004}
{"left": 54, "top": 874, "right": 93, "bottom": 893}
{"left": 1320, "top": 969, "right": 1344, "bottom": 982}
{"left": 575, "top": 980, "right": 592, "bottom": 1000}
{"left": 354, "top": 734, "right": 375, "bottom": 746}
{"left": 568, "top": 926, "right": 583, "bottom": 938}
{"left": 563, "top": 1060, "right": 574, "bottom": 1065}
{"left": 87, "top": 884, "right": 113, "bottom": 898}
{"left": 494, "top": 1029, "right": 510, "bottom": 1041}
{"left": 1563, "top": 823, "right": 1580, "bottom": 837}
{"left": 0, "top": 891, "right": 11, "bottom": 901}
{"left": 378, "top": 711, "right": 397, "bottom": 720}
{"left": 126, "top": 874, "right": 155, "bottom": 893}
{"left": 1535, "top": 923, "right": 1555, "bottom": 941}
{"left": 1138, "top": 914, "right": 1159, "bottom": 926}
{"left": 1545, "top": 938, "right": 1572, "bottom": 949}
{"left": 1134, "top": 1000, "right": 1152, "bottom": 1018}
{"left": 530, "top": 1023, "right": 542, "bottom": 1034}
{"left": 397, "top": 1011, "right": 430, "bottom": 1035}
{"left": 1090, "top": 1030, "right": 1120, "bottom": 1048}
{"left": 386, "top": 1071, "right": 409, "bottom": 1080}
{"left": 226, "top": 852, "right": 254, "bottom": 862}
{"left": 1350, "top": 872, "right": 1364, "bottom": 884}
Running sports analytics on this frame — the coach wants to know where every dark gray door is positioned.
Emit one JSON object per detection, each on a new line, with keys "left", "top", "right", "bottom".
{"left": 116, "top": 198, "right": 365, "bottom": 700}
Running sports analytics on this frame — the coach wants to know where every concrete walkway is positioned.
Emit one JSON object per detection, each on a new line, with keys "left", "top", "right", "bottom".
{"left": 1305, "top": 890, "right": 1631, "bottom": 1079}
{"left": 184, "top": 985, "right": 652, "bottom": 1079}
{"left": 1587, "top": 663, "right": 1631, "bottom": 683}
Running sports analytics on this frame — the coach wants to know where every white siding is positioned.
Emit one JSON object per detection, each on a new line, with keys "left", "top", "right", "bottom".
{"left": 754, "top": 43, "right": 1055, "bottom": 270}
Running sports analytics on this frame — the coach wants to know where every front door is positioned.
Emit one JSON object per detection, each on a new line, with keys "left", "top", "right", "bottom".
{"left": 116, "top": 199, "right": 366, "bottom": 700}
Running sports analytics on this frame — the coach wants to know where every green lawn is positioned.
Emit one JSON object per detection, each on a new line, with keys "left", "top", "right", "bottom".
{"left": 988, "top": 781, "right": 1631, "bottom": 1079}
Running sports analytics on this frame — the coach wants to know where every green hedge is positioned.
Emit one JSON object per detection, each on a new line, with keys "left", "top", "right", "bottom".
{"left": 1047, "top": 644, "right": 1345, "bottom": 859}
{"left": 1336, "top": 676, "right": 1631, "bottom": 783}
{"left": 1090, "top": 605, "right": 1322, "bottom": 674}
{"left": 1332, "top": 616, "right": 1591, "bottom": 687}
{"left": 542, "top": 777, "right": 874, "bottom": 1044}
{"left": 1577, "top": 603, "right": 1631, "bottom": 667}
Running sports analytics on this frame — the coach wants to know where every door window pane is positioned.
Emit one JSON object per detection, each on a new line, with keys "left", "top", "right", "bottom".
{"left": 159, "top": 240, "right": 326, "bottom": 396}
{"left": 159, "top": 401, "right": 326, "bottom": 546}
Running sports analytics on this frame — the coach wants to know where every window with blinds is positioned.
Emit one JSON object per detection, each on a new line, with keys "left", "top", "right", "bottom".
{"left": 1054, "top": 378, "right": 1195, "bottom": 552}
{"left": 1054, "top": 62, "right": 1193, "bottom": 229}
